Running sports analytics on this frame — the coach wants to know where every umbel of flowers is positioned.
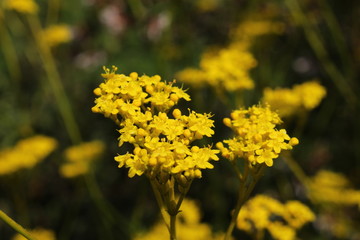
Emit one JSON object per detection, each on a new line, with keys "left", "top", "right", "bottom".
{"left": 237, "top": 195, "right": 315, "bottom": 240}
{"left": 92, "top": 66, "right": 219, "bottom": 240}
{"left": 216, "top": 104, "right": 299, "bottom": 239}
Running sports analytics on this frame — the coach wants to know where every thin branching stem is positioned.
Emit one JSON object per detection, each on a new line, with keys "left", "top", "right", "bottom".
{"left": 0, "top": 210, "right": 38, "bottom": 240}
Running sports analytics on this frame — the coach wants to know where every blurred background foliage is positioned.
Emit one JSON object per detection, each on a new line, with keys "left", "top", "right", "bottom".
{"left": 1, "top": 0, "right": 360, "bottom": 239}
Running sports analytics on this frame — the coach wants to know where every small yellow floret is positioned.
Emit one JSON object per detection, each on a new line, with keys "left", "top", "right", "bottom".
{"left": 93, "top": 88, "right": 102, "bottom": 96}
{"left": 223, "top": 118, "right": 232, "bottom": 127}
{"left": 130, "top": 72, "right": 138, "bottom": 80}
{"left": 289, "top": 137, "right": 299, "bottom": 146}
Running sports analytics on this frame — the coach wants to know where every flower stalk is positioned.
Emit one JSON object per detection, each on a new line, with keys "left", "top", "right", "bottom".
{"left": 0, "top": 209, "right": 38, "bottom": 240}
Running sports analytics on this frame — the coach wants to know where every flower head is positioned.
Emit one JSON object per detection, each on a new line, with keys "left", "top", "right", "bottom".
{"left": 263, "top": 80, "right": 326, "bottom": 117}
{"left": 176, "top": 43, "right": 256, "bottom": 92}
{"left": 42, "top": 25, "right": 72, "bottom": 48}
{"left": 237, "top": 195, "right": 315, "bottom": 240}
{"left": 0, "top": 135, "right": 57, "bottom": 176}
{"left": 60, "top": 140, "right": 105, "bottom": 178}
{"left": 308, "top": 170, "right": 360, "bottom": 206}
{"left": 218, "top": 104, "right": 298, "bottom": 167}
{"left": 93, "top": 67, "right": 219, "bottom": 180}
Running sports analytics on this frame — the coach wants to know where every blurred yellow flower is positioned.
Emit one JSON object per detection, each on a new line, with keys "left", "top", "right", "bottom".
{"left": 3, "top": 0, "right": 38, "bottom": 14}
{"left": 176, "top": 43, "right": 256, "bottom": 92}
{"left": 237, "top": 195, "right": 315, "bottom": 240}
{"left": 12, "top": 228, "right": 55, "bottom": 240}
{"left": 232, "top": 20, "right": 285, "bottom": 41}
{"left": 195, "top": 0, "right": 220, "bottom": 12}
{"left": 308, "top": 170, "right": 360, "bottom": 206}
{"left": 60, "top": 140, "right": 105, "bottom": 178}
{"left": 263, "top": 80, "right": 326, "bottom": 117}
{"left": 0, "top": 135, "right": 57, "bottom": 176}
{"left": 41, "top": 25, "right": 72, "bottom": 48}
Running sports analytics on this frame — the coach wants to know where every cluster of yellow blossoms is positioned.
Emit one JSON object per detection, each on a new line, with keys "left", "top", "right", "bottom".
{"left": 176, "top": 43, "right": 256, "bottom": 92}
{"left": 231, "top": 20, "right": 285, "bottom": 42}
{"left": 12, "top": 228, "right": 56, "bottom": 240}
{"left": 237, "top": 195, "right": 315, "bottom": 240}
{"left": 92, "top": 66, "right": 219, "bottom": 180}
{"left": 217, "top": 104, "right": 299, "bottom": 167}
{"left": 262, "top": 81, "right": 326, "bottom": 117}
{"left": 41, "top": 25, "right": 72, "bottom": 48}
{"left": 176, "top": 13, "right": 287, "bottom": 94}
{"left": 0, "top": 135, "right": 57, "bottom": 176}
{"left": 2, "top": 0, "right": 38, "bottom": 14}
{"left": 134, "top": 199, "right": 228, "bottom": 240}
{"left": 60, "top": 141, "right": 105, "bottom": 178}
{"left": 308, "top": 170, "right": 360, "bottom": 206}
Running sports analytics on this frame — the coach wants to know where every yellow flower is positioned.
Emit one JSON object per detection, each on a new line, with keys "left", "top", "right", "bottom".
{"left": 42, "top": 25, "right": 72, "bottom": 48}
{"left": 237, "top": 195, "right": 314, "bottom": 240}
{"left": 232, "top": 20, "right": 285, "bottom": 41}
{"left": 60, "top": 141, "right": 105, "bottom": 178}
{"left": 176, "top": 43, "right": 256, "bottom": 92}
{"left": 218, "top": 104, "right": 298, "bottom": 167}
{"left": 12, "top": 228, "right": 56, "bottom": 240}
{"left": 263, "top": 80, "right": 326, "bottom": 117}
{"left": 284, "top": 201, "right": 315, "bottom": 229}
{"left": 93, "top": 67, "right": 220, "bottom": 240}
{"left": 294, "top": 81, "right": 327, "bottom": 110}
{"left": 308, "top": 170, "right": 360, "bottom": 206}
{"left": 3, "top": 0, "right": 39, "bottom": 14}
{"left": 93, "top": 67, "right": 219, "bottom": 179}
{"left": 0, "top": 135, "right": 57, "bottom": 176}
{"left": 93, "top": 66, "right": 190, "bottom": 117}
{"left": 267, "top": 222, "right": 296, "bottom": 240}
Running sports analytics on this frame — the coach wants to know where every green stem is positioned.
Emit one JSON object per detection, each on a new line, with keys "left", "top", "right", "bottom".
{"left": 149, "top": 179, "right": 170, "bottom": 230}
{"left": 26, "top": 15, "right": 82, "bottom": 144}
{"left": 175, "top": 179, "right": 193, "bottom": 211}
{"left": 0, "top": 16, "right": 22, "bottom": 83}
{"left": 0, "top": 210, "right": 38, "bottom": 240}
{"left": 224, "top": 164, "right": 265, "bottom": 240}
{"left": 169, "top": 214, "right": 177, "bottom": 240}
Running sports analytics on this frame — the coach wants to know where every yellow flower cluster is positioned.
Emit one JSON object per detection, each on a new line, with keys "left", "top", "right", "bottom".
{"left": 0, "top": 135, "right": 57, "bottom": 176}
{"left": 308, "top": 170, "right": 360, "bottom": 206}
{"left": 263, "top": 80, "right": 326, "bottom": 117}
{"left": 2, "top": 0, "right": 39, "bottom": 14}
{"left": 176, "top": 43, "right": 256, "bottom": 92}
{"left": 134, "top": 199, "right": 228, "bottom": 240}
{"left": 12, "top": 228, "right": 56, "bottom": 240}
{"left": 237, "top": 195, "right": 315, "bottom": 240}
{"left": 217, "top": 104, "right": 299, "bottom": 167}
{"left": 176, "top": 9, "right": 287, "bottom": 96}
{"left": 60, "top": 141, "right": 105, "bottom": 178}
{"left": 92, "top": 66, "right": 219, "bottom": 179}
{"left": 42, "top": 25, "right": 72, "bottom": 48}
{"left": 231, "top": 20, "right": 285, "bottom": 41}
